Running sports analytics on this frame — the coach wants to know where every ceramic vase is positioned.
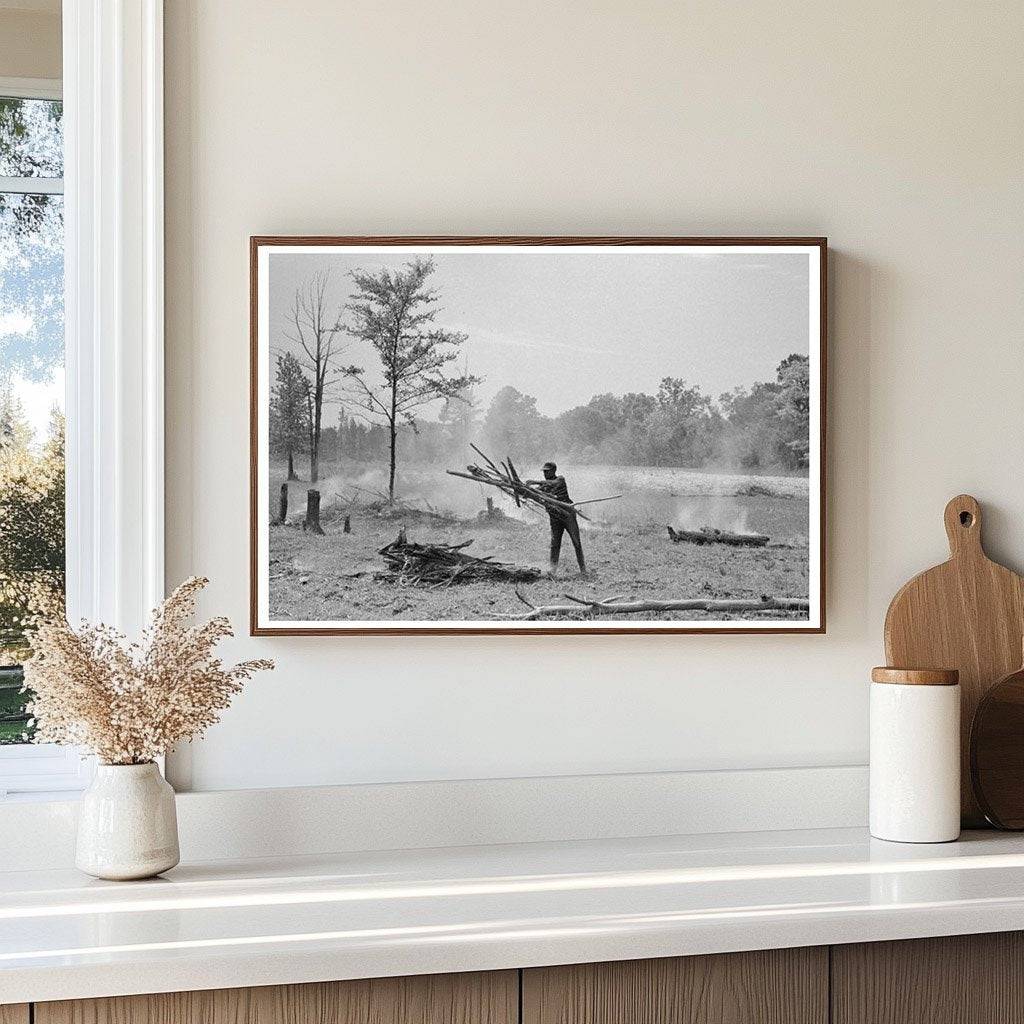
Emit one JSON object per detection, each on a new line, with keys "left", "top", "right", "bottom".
{"left": 76, "top": 762, "right": 180, "bottom": 880}
{"left": 869, "top": 668, "right": 961, "bottom": 843}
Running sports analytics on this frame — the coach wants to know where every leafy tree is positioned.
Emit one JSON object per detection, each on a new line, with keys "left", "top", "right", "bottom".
{"left": 268, "top": 352, "right": 310, "bottom": 480}
{"left": 0, "top": 401, "right": 64, "bottom": 670}
{"left": 775, "top": 354, "right": 811, "bottom": 467}
{"left": 1, "top": 99, "right": 64, "bottom": 387}
{"left": 717, "top": 354, "right": 810, "bottom": 470}
{"left": 0, "top": 392, "right": 33, "bottom": 452}
{"left": 482, "top": 386, "right": 550, "bottom": 458}
{"left": 556, "top": 393, "right": 621, "bottom": 453}
{"left": 651, "top": 377, "right": 719, "bottom": 466}
{"left": 342, "top": 258, "right": 479, "bottom": 500}
{"left": 0, "top": 98, "right": 62, "bottom": 181}
{"left": 552, "top": 382, "right": 718, "bottom": 467}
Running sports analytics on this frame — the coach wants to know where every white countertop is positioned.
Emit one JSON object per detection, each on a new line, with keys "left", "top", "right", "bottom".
{"left": 4, "top": 826, "right": 1024, "bottom": 1004}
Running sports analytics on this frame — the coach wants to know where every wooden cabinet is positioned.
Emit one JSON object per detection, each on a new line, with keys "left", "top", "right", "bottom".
{"left": 24, "top": 932, "right": 1024, "bottom": 1024}
{"left": 522, "top": 948, "right": 828, "bottom": 1024}
{"left": 34, "top": 971, "right": 517, "bottom": 1024}
{"left": 832, "top": 932, "right": 1024, "bottom": 1024}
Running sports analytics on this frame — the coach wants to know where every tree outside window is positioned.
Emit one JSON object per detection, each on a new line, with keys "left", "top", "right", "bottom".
{"left": 0, "top": 94, "right": 65, "bottom": 744}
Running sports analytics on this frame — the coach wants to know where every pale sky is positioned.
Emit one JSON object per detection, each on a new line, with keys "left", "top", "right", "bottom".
{"left": 267, "top": 248, "right": 810, "bottom": 421}
{"left": 14, "top": 368, "right": 63, "bottom": 442}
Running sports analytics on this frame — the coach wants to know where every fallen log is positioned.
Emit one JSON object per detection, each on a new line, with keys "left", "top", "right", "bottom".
{"left": 512, "top": 590, "right": 808, "bottom": 620}
{"left": 667, "top": 525, "right": 769, "bottom": 548}
{"left": 378, "top": 533, "right": 542, "bottom": 587}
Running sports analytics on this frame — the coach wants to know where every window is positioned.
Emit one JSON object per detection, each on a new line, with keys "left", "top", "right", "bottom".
{"left": 0, "top": 5, "right": 166, "bottom": 798}
{"left": 0, "top": 80, "right": 85, "bottom": 796}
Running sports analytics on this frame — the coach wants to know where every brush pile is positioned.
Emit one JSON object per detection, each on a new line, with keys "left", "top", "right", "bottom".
{"left": 320, "top": 490, "right": 457, "bottom": 526}
{"left": 377, "top": 531, "right": 542, "bottom": 586}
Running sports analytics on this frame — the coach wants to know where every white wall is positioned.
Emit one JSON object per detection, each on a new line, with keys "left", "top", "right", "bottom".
{"left": 164, "top": 0, "right": 1024, "bottom": 792}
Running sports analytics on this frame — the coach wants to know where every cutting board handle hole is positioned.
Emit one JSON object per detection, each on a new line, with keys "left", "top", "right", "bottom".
{"left": 944, "top": 495, "right": 982, "bottom": 554}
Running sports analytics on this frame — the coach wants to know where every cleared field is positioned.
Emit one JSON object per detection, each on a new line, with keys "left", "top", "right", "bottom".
{"left": 267, "top": 460, "right": 810, "bottom": 624}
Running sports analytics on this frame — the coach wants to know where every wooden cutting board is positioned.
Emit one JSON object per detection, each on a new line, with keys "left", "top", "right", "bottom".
{"left": 970, "top": 650, "right": 1024, "bottom": 829}
{"left": 884, "top": 494, "right": 1024, "bottom": 826}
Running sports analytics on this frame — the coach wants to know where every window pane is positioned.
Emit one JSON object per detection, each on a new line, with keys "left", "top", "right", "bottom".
{"left": 0, "top": 188, "right": 64, "bottom": 744}
{"left": 0, "top": 98, "right": 63, "bottom": 179}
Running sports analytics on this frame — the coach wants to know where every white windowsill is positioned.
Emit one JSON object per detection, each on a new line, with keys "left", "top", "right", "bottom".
{"left": 3, "top": 826, "right": 1024, "bottom": 1004}
{"left": 0, "top": 744, "right": 94, "bottom": 799}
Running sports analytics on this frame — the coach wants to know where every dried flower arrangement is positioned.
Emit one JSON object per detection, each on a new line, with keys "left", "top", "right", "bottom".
{"left": 23, "top": 577, "right": 273, "bottom": 765}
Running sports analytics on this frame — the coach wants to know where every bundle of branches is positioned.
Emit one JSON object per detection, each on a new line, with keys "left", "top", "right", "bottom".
{"left": 446, "top": 445, "right": 591, "bottom": 521}
{"left": 378, "top": 532, "right": 542, "bottom": 587}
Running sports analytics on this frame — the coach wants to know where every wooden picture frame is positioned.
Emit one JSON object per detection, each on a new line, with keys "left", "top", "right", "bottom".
{"left": 250, "top": 236, "right": 827, "bottom": 635}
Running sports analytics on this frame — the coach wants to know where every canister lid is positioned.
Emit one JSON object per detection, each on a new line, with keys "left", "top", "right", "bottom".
{"left": 871, "top": 667, "right": 959, "bottom": 686}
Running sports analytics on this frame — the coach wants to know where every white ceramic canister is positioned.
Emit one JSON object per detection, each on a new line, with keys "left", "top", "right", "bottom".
{"left": 76, "top": 762, "right": 180, "bottom": 880}
{"left": 870, "top": 667, "right": 961, "bottom": 843}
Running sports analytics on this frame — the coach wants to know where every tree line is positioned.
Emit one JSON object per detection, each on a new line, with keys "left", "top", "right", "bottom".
{"left": 280, "top": 354, "right": 810, "bottom": 476}
{"left": 0, "top": 394, "right": 64, "bottom": 670}
{"left": 482, "top": 353, "right": 810, "bottom": 470}
{"left": 271, "top": 260, "right": 811, "bottom": 493}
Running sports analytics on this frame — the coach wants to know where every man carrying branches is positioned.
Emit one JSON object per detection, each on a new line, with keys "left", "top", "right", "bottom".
{"left": 447, "top": 447, "right": 614, "bottom": 577}
{"left": 526, "top": 461, "right": 586, "bottom": 576}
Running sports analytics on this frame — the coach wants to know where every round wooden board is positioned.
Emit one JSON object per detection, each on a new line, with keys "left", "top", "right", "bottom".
{"left": 884, "top": 495, "right": 1024, "bottom": 826}
{"left": 970, "top": 664, "right": 1024, "bottom": 829}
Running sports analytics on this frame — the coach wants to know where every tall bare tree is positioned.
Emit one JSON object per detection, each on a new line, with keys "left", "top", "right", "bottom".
{"left": 342, "top": 258, "right": 479, "bottom": 501}
{"left": 282, "top": 272, "right": 346, "bottom": 483}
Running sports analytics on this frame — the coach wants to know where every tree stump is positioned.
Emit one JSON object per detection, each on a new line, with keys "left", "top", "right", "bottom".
{"left": 304, "top": 489, "right": 324, "bottom": 535}
{"left": 277, "top": 483, "right": 288, "bottom": 525}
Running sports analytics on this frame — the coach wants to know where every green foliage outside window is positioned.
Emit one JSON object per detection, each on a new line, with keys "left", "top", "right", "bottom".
{"left": 0, "top": 95, "right": 65, "bottom": 744}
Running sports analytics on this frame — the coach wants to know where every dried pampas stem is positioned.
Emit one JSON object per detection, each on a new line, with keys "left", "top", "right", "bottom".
{"left": 23, "top": 577, "right": 274, "bottom": 765}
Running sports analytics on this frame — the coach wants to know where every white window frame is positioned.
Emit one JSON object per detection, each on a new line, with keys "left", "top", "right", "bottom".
{"left": 0, "top": 0, "right": 165, "bottom": 799}
{"left": 0, "top": 77, "right": 61, "bottom": 101}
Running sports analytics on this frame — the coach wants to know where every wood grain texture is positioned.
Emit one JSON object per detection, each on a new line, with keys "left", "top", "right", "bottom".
{"left": 970, "top": 658, "right": 1024, "bottom": 827}
{"left": 522, "top": 948, "right": 828, "bottom": 1024}
{"left": 884, "top": 494, "right": 1024, "bottom": 825}
{"left": 833, "top": 932, "right": 1024, "bottom": 1024}
{"left": 871, "top": 666, "right": 959, "bottom": 685}
{"left": 36, "top": 971, "right": 517, "bottom": 1024}
{"left": 0, "top": 1006, "right": 29, "bottom": 1024}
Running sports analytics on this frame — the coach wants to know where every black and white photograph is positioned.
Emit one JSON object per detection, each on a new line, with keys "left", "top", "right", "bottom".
{"left": 251, "top": 238, "right": 825, "bottom": 634}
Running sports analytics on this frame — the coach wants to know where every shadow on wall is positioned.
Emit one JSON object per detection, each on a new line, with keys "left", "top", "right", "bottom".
{"left": 827, "top": 250, "right": 874, "bottom": 635}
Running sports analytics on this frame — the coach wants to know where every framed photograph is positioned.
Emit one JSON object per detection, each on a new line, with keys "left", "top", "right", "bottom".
{"left": 250, "top": 237, "right": 826, "bottom": 635}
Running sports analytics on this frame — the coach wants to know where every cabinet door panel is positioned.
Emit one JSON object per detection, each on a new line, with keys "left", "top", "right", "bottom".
{"left": 832, "top": 932, "right": 1024, "bottom": 1024}
{"left": 0, "top": 1006, "right": 29, "bottom": 1024}
{"left": 523, "top": 948, "right": 828, "bottom": 1024}
{"left": 36, "top": 970, "right": 517, "bottom": 1024}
